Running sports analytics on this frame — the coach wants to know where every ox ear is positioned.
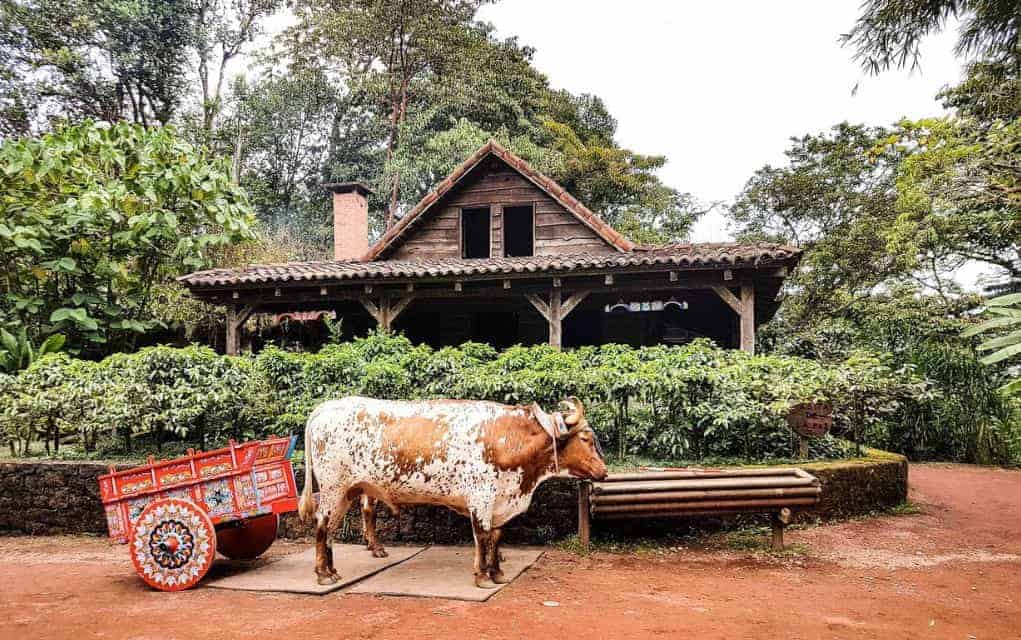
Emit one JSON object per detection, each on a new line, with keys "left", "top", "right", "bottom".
{"left": 530, "top": 403, "right": 568, "bottom": 439}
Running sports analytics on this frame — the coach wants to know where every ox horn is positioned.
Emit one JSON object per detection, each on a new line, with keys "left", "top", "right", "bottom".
{"left": 559, "top": 396, "right": 584, "bottom": 427}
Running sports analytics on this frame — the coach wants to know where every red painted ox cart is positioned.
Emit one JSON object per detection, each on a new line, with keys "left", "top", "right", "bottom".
{"left": 98, "top": 436, "right": 298, "bottom": 591}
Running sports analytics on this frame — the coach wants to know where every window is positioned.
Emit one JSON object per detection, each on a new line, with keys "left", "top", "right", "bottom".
{"left": 502, "top": 205, "right": 534, "bottom": 257}
{"left": 461, "top": 207, "right": 491, "bottom": 258}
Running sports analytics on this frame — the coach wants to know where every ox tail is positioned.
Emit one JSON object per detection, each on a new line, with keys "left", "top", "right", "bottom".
{"left": 298, "top": 415, "right": 317, "bottom": 523}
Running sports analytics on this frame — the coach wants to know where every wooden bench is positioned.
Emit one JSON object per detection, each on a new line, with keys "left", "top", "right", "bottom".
{"left": 577, "top": 468, "right": 821, "bottom": 551}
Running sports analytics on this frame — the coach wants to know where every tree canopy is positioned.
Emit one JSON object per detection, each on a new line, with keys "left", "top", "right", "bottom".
{"left": 843, "top": 0, "right": 1021, "bottom": 74}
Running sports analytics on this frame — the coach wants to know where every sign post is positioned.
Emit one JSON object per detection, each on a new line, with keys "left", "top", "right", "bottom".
{"left": 786, "top": 402, "right": 834, "bottom": 459}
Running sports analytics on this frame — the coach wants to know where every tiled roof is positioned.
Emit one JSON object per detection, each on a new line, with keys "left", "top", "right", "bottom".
{"left": 178, "top": 242, "right": 800, "bottom": 289}
{"left": 362, "top": 139, "right": 636, "bottom": 260}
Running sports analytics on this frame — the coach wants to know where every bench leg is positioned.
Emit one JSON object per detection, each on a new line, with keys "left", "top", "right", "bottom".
{"left": 578, "top": 482, "right": 591, "bottom": 551}
{"left": 770, "top": 514, "right": 784, "bottom": 550}
{"left": 770, "top": 507, "right": 793, "bottom": 550}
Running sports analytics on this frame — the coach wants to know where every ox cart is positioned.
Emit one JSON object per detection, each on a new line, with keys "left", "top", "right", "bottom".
{"left": 98, "top": 436, "right": 298, "bottom": 591}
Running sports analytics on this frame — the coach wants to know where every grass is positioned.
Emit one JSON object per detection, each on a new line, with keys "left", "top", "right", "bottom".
{"left": 718, "top": 528, "right": 813, "bottom": 558}
{"left": 556, "top": 523, "right": 814, "bottom": 559}
{"left": 884, "top": 500, "right": 924, "bottom": 516}
{"left": 556, "top": 532, "right": 697, "bottom": 557}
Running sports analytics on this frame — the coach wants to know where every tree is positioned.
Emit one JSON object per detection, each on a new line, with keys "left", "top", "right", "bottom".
{"left": 191, "top": 0, "right": 283, "bottom": 143}
{"left": 886, "top": 115, "right": 1021, "bottom": 288}
{"left": 843, "top": 0, "right": 1021, "bottom": 74}
{"left": 0, "top": 0, "right": 197, "bottom": 135}
{"left": 730, "top": 123, "right": 908, "bottom": 321}
{"left": 0, "top": 120, "right": 255, "bottom": 354}
{"left": 288, "top": 0, "right": 491, "bottom": 228}
{"left": 229, "top": 68, "right": 341, "bottom": 248}
{"left": 939, "top": 59, "right": 1021, "bottom": 123}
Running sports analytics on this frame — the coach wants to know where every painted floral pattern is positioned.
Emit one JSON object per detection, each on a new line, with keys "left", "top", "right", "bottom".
{"left": 131, "top": 500, "right": 214, "bottom": 591}
{"left": 202, "top": 479, "right": 234, "bottom": 516}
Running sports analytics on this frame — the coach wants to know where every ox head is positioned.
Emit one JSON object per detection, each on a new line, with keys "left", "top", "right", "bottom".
{"left": 531, "top": 397, "right": 607, "bottom": 480}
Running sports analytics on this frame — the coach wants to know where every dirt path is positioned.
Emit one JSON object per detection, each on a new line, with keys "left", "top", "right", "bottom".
{"left": 2, "top": 464, "right": 1020, "bottom": 640}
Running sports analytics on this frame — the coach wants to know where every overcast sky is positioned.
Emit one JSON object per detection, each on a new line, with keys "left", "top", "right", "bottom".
{"left": 477, "top": 0, "right": 965, "bottom": 243}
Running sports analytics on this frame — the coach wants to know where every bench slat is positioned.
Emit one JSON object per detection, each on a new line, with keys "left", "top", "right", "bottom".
{"left": 600, "top": 468, "right": 803, "bottom": 482}
{"left": 592, "top": 496, "right": 819, "bottom": 515}
{"left": 593, "top": 476, "right": 816, "bottom": 494}
{"left": 592, "top": 486, "right": 821, "bottom": 505}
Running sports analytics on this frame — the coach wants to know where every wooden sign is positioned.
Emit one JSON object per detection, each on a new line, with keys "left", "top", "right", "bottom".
{"left": 786, "top": 402, "right": 833, "bottom": 438}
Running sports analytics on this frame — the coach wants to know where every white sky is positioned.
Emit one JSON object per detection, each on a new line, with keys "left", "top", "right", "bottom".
{"left": 477, "top": 0, "right": 965, "bottom": 243}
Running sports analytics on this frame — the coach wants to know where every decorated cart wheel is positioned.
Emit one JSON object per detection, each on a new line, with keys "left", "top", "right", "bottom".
{"left": 130, "top": 498, "right": 217, "bottom": 591}
{"left": 216, "top": 513, "right": 279, "bottom": 560}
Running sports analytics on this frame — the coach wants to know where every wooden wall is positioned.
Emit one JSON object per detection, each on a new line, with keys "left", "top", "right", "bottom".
{"left": 387, "top": 157, "right": 615, "bottom": 260}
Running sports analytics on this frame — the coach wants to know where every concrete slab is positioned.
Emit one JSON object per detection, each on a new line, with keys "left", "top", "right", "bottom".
{"left": 347, "top": 545, "right": 544, "bottom": 601}
{"left": 204, "top": 544, "right": 425, "bottom": 595}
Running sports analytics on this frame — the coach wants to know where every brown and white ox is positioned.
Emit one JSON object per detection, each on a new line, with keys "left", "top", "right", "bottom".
{"left": 298, "top": 396, "right": 607, "bottom": 587}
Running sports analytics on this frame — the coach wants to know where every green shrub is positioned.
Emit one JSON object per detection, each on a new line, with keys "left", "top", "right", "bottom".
{"left": 0, "top": 331, "right": 951, "bottom": 463}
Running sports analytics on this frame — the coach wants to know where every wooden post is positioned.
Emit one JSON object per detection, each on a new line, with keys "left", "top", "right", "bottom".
{"left": 360, "top": 296, "right": 413, "bottom": 331}
{"left": 798, "top": 437, "right": 810, "bottom": 459}
{"left": 225, "top": 305, "right": 256, "bottom": 355}
{"left": 548, "top": 288, "right": 562, "bottom": 348}
{"left": 740, "top": 283, "right": 755, "bottom": 354}
{"left": 771, "top": 507, "right": 793, "bottom": 550}
{"left": 525, "top": 289, "right": 590, "bottom": 351}
{"left": 770, "top": 512, "right": 784, "bottom": 550}
{"left": 578, "top": 481, "right": 592, "bottom": 552}
{"left": 711, "top": 283, "right": 755, "bottom": 354}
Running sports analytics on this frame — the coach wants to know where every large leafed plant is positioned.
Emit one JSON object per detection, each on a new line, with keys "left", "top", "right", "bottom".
{"left": 0, "top": 120, "right": 255, "bottom": 354}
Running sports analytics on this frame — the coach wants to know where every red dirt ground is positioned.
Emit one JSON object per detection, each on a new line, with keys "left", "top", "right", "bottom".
{"left": 2, "top": 463, "right": 1020, "bottom": 640}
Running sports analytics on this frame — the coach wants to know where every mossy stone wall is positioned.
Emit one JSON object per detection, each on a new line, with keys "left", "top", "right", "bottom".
{"left": 0, "top": 449, "right": 907, "bottom": 543}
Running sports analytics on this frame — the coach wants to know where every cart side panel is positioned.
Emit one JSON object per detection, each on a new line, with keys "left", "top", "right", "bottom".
{"left": 118, "top": 470, "right": 155, "bottom": 497}
{"left": 196, "top": 452, "right": 234, "bottom": 478}
{"left": 156, "top": 462, "right": 195, "bottom": 487}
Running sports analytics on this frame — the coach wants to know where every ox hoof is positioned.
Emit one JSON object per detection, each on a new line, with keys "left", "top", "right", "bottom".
{"left": 474, "top": 574, "right": 500, "bottom": 589}
{"left": 371, "top": 546, "right": 389, "bottom": 558}
{"left": 489, "top": 571, "right": 510, "bottom": 584}
{"left": 316, "top": 572, "right": 340, "bottom": 585}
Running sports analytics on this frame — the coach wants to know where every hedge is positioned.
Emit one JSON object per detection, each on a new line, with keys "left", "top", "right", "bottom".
{"left": 0, "top": 331, "right": 931, "bottom": 462}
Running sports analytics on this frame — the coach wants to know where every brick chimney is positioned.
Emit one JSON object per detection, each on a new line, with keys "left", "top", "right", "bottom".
{"left": 324, "top": 182, "right": 372, "bottom": 261}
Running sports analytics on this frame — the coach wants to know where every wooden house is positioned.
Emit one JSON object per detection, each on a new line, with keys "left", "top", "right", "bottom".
{"left": 178, "top": 140, "right": 800, "bottom": 354}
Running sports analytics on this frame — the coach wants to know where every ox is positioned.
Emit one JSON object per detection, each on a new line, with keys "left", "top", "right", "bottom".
{"left": 298, "top": 396, "right": 606, "bottom": 587}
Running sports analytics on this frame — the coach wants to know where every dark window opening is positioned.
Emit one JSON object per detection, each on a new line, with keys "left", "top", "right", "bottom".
{"left": 503, "top": 205, "right": 534, "bottom": 257}
{"left": 461, "top": 207, "right": 490, "bottom": 258}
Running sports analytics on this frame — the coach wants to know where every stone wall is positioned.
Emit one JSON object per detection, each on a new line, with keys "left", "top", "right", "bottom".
{"left": 0, "top": 449, "right": 908, "bottom": 543}
{"left": 277, "top": 474, "right": 578, "bottom": 545}
{"left": 801, "top": 448, "right": 909, "bottom": 519}
{"left": 0, "top": 460, "right": 132, "bottom": 535}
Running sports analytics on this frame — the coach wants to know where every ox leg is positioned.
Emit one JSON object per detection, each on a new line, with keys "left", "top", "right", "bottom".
{"left": 314, "top": 512, "right": 339, "bottom": 585}
{"left": 488, "top": 527, "right": 510, "bottom": 584}
{"left": 470, "top": 516, "right": 498, "bottom": 589}
{"left": 361, "top": 495, "right": 388, "bottom": 558}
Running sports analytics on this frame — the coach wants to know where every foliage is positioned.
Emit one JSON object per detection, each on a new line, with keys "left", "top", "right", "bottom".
{"left": 964, "top": 292, "right": 1021, "bottom": 395}
{"left": 762, "top": 287, "right": 1018, "bottom": 463}
{"left": 0, "top": 333, "right": 949, "bottom": 464}
{"left": 842, "top": 0, "right": 1021, "bottom": 74}
{"left": 731, "top": 123, "right": 906, "bottom": 321}
{"left": 189, "top": 0, "right": 284, "bottom": 142}
{"left": 885, "top": 115, "right": 1020, "bottom": 286}
{"left": 0, "top": 0, "right": 197, "bottom": 135}
{"left": 224, "top": 68, "right": 344, "bottom": 253}
{"left": 0, "top": 120, "right": 255, "bottom": 354}
{"left": 0, "top": 326, "right": 63, "bottom": 372}
{"left": 0, "top": 0, "right": 283, "bottom": 138}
